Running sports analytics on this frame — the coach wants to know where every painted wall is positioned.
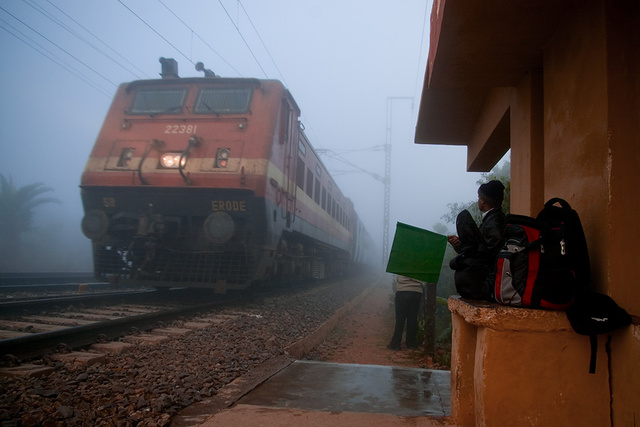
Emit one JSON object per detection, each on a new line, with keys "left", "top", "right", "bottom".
{"left": 418, "top": 1, "right": 640, "bottom": 424}
{"left": 537, "top": 2, "right": 640, "bottom": 424}
{"left": 543, "top": 2, "right": 611, "bottom": 296}
{"left": 448, "top": 1, "right": 640, "bottom": 424}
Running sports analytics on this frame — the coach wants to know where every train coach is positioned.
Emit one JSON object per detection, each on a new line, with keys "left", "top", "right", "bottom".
{"left": 80, "top": 58, "right": 374, "bottom": 291}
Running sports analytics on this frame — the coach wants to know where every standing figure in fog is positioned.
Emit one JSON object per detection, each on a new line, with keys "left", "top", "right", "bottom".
{"left": 388, "top": 275, "right": 424, "bottom": 350}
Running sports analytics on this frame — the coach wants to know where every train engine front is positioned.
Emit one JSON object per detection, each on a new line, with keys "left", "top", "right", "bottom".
{"left": 80, "top": 58, "right": 301, "bottom": 291}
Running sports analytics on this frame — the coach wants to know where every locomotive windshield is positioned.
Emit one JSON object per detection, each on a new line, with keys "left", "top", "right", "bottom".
{"left": 129, "top": 88, "right": 187, "bottom": 114}
{"left": 194, "top": 87, "right": 252, "bottom": 114}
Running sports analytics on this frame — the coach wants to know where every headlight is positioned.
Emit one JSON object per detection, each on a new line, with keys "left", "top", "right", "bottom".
{"left": 203, "top": 212, "right": 235, "bottom": 244}
{"left": 160, "top": 153, "right": 186, "bottom": 168}
{"left": 81, "top": 210, "right": 109, "bottom": 239}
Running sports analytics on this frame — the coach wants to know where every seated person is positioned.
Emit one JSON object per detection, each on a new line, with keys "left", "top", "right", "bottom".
{"left": 447, "top": 180, "right": 506, "bottom": 300}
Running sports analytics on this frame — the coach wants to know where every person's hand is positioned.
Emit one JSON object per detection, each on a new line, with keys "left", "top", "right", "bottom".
{"left": 447, "top": 235, "right": 460, "bottom": 247}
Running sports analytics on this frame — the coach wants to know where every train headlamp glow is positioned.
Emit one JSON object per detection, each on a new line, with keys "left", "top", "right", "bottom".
{"left": 160, "top": 153, "right": 186, "bottom": 168}
{"left": 204, "top": 212, "right": 235, "bottom": 244}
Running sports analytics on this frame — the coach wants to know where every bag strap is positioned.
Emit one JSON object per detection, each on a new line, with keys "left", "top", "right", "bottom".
{"left": 589, "top": 335, "right": 597, "bottom": 374}
{"left": 545, "top": 197, "right": 572, "bottom": 210}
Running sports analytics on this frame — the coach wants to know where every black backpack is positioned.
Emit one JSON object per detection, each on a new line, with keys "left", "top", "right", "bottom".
{"left": 566, "top": 292, "right": 632, "bottom": 373}
{"left": 495, "top": 198, "right": 590, "bottom": 309}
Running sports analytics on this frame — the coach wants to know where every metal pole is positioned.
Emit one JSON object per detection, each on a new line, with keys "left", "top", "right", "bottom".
{"left": 382, "top": 97, "right": 414, "bottom": 267}
{"left": 382, "top": 99, "right": 392, "bottom": 266}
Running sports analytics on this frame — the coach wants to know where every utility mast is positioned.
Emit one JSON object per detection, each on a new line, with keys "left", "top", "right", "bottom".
{"left": 383, "top": 97, "right": 414, "bottom": 266}
{"left": 383, "top": 102, "right": 392, "bottom": 266}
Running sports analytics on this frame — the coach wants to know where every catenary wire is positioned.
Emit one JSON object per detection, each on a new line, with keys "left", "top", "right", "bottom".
{"left": 0, "top": 17, "right": 112, "bottom": 97}
{"left": 116, "top": 0, "right": 195, "bottom": 66}
{"left": 217, "top": 0, "right": 268, "bottom": 78}
{"left": 237, "top": 1, "right": 287, "bottom": 86}
{"left": 156, "top": 0, "right": 242, "bottom": 77}
{"left": 412, "top": 0, "right": 432, "bottom": 123}
{"left": 43, "top": 0, "right": 151, "bottom": 79}
{"left": 0, "top": 5, "right": 118, "bottom": 89}
{"left": 234, "top": 1, "right": 327, "bottom": 148}
{"left": 23, "top": 0, "right": 145, "bottom": 80}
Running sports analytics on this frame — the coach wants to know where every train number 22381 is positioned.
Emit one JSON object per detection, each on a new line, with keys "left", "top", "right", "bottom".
{"left": 164, "top": 124, "right": 198, "bottom": 134}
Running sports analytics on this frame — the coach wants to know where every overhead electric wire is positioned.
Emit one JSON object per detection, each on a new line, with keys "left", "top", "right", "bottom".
{"left": 0, "top": 17, "right": 112, "bottom": 97}
{"left": 316, "top": 148, "right": 385, "bottom": 183}
{"left": 237, "top": 1, "right": 287, "bottom": 86}
{"left": 23, "top": 0, "right": 145, "bottom": 81}
{"left": 412, "top": 0, "right": 432, "bottom": 122}
{"left": 42, "top": 0, "right": 151, "bottom": 79}
{"left": 0, "top": 5, "right": 118, "bottom": 90}
{"left": 217, "top": 0, "right": 268, "bottom": 78}
{"left": 116, "top": 0, "right": 195, "bottom": 66}
{"left": 156, "top": 0, "right": 242, "bottom": 77}
{"left": 233, "top": 1, "right": 329, "bottom": 150}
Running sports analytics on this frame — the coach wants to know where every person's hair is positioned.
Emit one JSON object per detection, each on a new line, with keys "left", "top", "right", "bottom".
{"left": 478, "top": 191, "right": 501, "bottom": 209}
{"left": 478, "top": 180, "right": 505, "bottom": 209}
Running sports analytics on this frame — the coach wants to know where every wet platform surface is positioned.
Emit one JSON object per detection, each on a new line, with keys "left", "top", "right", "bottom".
{"left": 238, "top": 360, "right": 451, "bottom": 417}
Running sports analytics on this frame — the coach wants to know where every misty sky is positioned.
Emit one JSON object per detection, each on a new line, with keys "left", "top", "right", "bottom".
{"left": 0, "top": 0, "right": 504, "bottom": 270}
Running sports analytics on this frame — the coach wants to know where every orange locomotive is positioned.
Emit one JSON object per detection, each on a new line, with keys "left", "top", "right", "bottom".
{"left": 80, "top": 58, "right": 373, "bottom": 291}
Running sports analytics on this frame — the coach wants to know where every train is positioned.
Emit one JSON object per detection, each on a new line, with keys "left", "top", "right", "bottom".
{"left": 80, "top": 58, "right": 375, "bottom": 292}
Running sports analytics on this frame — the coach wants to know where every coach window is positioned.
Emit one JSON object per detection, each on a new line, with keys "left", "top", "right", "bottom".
{"left": 296, "top": 157, "right": 305, "bottom": 189}
{"left": 129, "top": 88, "right": 187, "bottom": 114}
{"left": 322, "top": 187, "right": 327, "bottom": 210}
{"left": 314, "top": 178, "right": 321, "bottom": 204}
{"left": 306, "top": 168, "right": 314, "bottom": 198}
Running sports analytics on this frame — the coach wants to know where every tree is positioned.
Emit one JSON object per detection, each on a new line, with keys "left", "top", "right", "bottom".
{"left": 441, "top": 160, "right": 511, "bottom": 225}
{"left": 432, "top": 222, "right": 450, "bottom": 235}
{"left": 0, "top": 174, "right": 59, "bottom": 268}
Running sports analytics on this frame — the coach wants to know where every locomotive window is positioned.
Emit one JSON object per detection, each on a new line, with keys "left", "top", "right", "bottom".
{"left": 194, "top": 87, "right": 252, "bottom": 114}
{"left": 129, "top": 88, "right": 187, "bottom": 114}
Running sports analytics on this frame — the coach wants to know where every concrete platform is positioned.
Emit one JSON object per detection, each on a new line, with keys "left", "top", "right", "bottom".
{"left": 240, "top": 360, "right": 450, "bottom": 416}
{"left": 195, "top": 360, "right": 451, "bottom": 426}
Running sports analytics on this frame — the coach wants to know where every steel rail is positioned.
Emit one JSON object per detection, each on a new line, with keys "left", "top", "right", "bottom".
{"left": 0, "top": 293, "right": 250, "bottom": 361}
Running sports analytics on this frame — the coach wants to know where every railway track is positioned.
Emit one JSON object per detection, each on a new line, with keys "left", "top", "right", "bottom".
{"left": 0, "top": 274, "right": 375, "bottom": 425}
{"left": 0, "top": 288, "right": 249, "bottom": 361}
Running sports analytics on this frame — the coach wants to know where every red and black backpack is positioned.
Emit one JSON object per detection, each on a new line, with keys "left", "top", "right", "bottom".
{"left": 495, "top": 198, "right": 591, "bottom": 309}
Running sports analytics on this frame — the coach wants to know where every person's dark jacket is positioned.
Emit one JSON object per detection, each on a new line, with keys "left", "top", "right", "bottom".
{"left": 450, "top": 208, "right": 506, "bottom": 300}
{"left": 478, "top": 208, "right": 507, "bottom": 264}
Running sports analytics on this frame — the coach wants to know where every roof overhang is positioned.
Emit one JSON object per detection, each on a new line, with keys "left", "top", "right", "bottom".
{"left": 414, "top": 0, "right": 574, "bottom": 170}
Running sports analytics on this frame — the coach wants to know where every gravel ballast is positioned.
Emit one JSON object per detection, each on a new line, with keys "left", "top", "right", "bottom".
{"left": 0, "top": 277, "right": 372, "bottom": 426}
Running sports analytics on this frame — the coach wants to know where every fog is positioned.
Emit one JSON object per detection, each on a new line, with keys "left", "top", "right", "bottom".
{"left": 0, "top": 0, "right": 497, "bottom": 272}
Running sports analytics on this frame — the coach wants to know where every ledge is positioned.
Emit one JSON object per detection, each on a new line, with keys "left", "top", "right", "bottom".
{"left": 448, "top": 295, "right": 572, "bottom": 333}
